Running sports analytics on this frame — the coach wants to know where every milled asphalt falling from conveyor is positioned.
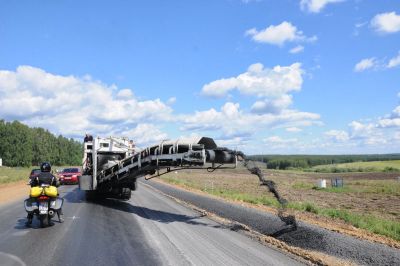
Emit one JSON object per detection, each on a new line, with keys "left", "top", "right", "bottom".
{"left": 145, "top": 178, "right": 400, "bottom": 265}
{"left": 243, "top": 159, "right": 297, "bottom": 237}
{"left": 208, "top": 150, "right": 297, "bottom": 235}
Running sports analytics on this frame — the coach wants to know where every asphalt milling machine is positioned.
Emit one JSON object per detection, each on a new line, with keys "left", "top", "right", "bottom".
{"left": 79, "top": 136, "right": 297, "bottom": 236}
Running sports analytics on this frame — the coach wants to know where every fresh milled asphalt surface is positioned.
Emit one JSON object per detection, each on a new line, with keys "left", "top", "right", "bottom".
{"left": 0, "top": 184, "right": 303, "bottom": 266}
{"left": 146, "top": 179, "right": 400, "bottom": 266}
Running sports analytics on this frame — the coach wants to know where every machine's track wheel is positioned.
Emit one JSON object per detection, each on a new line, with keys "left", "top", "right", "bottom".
{"left": 121, "top": 188, "right": 131, "bottom": 200}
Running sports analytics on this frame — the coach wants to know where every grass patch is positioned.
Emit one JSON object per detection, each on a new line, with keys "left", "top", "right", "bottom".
{"left": 287, "top": 201, "right": 320, "bottom": 214}
{"left": 287, "top": 202, "right": 400, "bottom": 241}
{"left": 320, "top": 209, "right": 400, "bottom": 241}
{"left": 163, "top": 176, "right": 195, "bottom": 187}
{"left": 0, "top": 167, "right": 31, "bottom": 184}
{"left": 308, "top": 180, "right": 400, "bottom": 195}
{"left": 310, "top": 160, "right": 400, "bottom": 173}
{"left": 313, "top": 186, "right": 354, "bottom": 193}
{"left": 347, "top": 180, "right": 400, "bottom": 195}
{"left": 164, "top": 176, "right": 280, "bottom": 207}
{"left": 206, "top": 188, "right": 280, "bottom": 207}
{"left": 292, "top": 182, "right": 314, "bottom": 189}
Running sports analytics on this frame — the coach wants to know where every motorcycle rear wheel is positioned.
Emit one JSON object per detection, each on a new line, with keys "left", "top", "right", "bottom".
{"left": 40, "top": 214, "right": 49, "bottom": 228}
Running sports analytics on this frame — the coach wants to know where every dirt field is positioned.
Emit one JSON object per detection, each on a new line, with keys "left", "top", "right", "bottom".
{"left": 161, "top": 168, "right": 400, "bottom": 222}
{"left": 0, "top": 181, "right": 29, "bottom": 205}
{"left": 265, "top": 170, "right": 400, "bottom": 221}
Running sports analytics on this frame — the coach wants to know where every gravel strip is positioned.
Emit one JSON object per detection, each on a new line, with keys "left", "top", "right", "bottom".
{"left": 144, "top": 179, "right": 400, "bottom": 266}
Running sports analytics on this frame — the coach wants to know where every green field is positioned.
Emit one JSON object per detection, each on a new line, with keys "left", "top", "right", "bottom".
{"left": 0, "top": 166, "right": 70, "bottom": 184}
{"left": 310, "top": 160, "right": 400, "bottom": 173}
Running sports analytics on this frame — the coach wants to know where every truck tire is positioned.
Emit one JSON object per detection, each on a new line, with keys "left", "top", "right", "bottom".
{"left": 129, "top": 180, "right": 137, "bottom": 191}
{"left": 121, "top": 188, "right": 131, "bottom": 200}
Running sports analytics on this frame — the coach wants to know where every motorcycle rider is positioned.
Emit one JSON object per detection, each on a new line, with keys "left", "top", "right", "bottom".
{"left": 27, "top": 162, "right": 64, "bottom": 224}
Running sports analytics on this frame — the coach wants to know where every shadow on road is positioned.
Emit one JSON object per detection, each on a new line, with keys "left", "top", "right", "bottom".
{"left": 62, "top": 187, "right": 85, "bottom": 204}
{"left": 14, "top": 217, "right": 61, "bottom": 230}
{"left": 96, "top": 198, "right": 223, "bottom": 229}
{"left": 15, "top": 218, "right": 30, "bottom": 230}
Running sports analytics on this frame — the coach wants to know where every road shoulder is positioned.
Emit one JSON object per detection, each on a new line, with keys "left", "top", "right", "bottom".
{"left": 0, "top": 181, "right": 28, "bottom": 206}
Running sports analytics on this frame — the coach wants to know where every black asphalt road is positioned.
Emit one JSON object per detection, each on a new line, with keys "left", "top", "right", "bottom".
{"left": 0, "top": 184, "right": 303, "bottom": 266}
{"left": 146, "top": 179, "right": 400, "bottom": 266}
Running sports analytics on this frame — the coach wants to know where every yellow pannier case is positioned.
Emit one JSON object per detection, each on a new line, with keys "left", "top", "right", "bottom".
{"left": 30, "top": 187, "right": 43, "bottom": 197}
{"left": 44, "top": 186, "right": 58, "bottom": 197}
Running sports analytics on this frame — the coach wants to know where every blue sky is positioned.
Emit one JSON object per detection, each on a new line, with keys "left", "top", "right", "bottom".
{"left": 0, "top": 0, "right": 399, "bottom": 154}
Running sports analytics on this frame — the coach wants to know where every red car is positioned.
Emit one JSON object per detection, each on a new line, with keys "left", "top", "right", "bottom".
{"left": 59, "top": 167, "right": 81, "bottom": 185}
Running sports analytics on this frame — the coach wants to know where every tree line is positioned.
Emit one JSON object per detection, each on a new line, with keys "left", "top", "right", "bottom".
{"left": 249, "top": 154, "right": 400, "bottom": 170}
{"left": 0, "top": 120, "right": 82, "bottom": 167}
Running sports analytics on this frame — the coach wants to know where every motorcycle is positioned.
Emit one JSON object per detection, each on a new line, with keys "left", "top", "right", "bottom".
{"left": 24, "top": 184, "right": 64, "bottom": 227}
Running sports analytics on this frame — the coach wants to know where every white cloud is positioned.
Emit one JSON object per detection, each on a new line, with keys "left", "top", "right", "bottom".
{"left": 325, "top": 130, "right": 349, "bottom": 142}
{"left": 300, "top": 0, "right": 345, "bottom": 13}
{"left": 286, "top": 127, "right": 302, "bottom": 132}
{"left": 251, "top": 95, "right": 293, "bottom": 114}
{"left": 323, "top": 121, "right": 387, "bottom": 150}
{"left": 166, "top": 97, "right": 177, "bottom": 105}
{"left": 241, "top": 0, "right": 260, "bottom": 3}
{"left": 355, "top": 22, "right": 367, "bottom": 28}
{"left": 393, "top": 132, "right": 400, "bottom": 141}
{"left": 118, "top": 124, "right": 169, "bottom": 147}
{"left": 377, "top": 105, "right": 400, "bottom": 128}
{"left": 289, "top": 45, "right": 305, "bottom": 54}
{"left": 261, "top": 96, "right": 400, "bottom": 153}
{"left": 390, "top": 106, "right": 400, "bottom": 117}
{"left": 371, "top": 12, "right": 400, "bottom": 34}
{"left": 116, "top": 88, "right": 134, "bottom": 98}
{"left": 323, "top": 101, "right": 400, "bottom": 149}
{"left": 202, "top": 62, "right": 303, "bottom": 98}
{"left": 378, "top": 118, "right": 400, "bottom": 128}
{"left": 264, "top": 136, "right": 295, "bottom": 143}
{"left": 180, "top": 102, "right": 320, "bottom": 139}
{"left": 387, "top": 51, "right": 400, "bottom": 68}
{"left": 349, "top": 121, "right": 376, "bottom": 138}
{"left": 354, "top": 52, "right": 400, "bottom": 71}
{"left": 354, "top": 58, "right": 376, "bottom": 72}
{"left": 0, "top": 66, "right": 173, "bottom": 144}
{"left": 263, "top": 136, "right": 299, "bottom": 149}
{"left": 246, "top": 21, "right": 317, "bottom": 46}
{"left": 353, "top": 21, "right": 368, "bottom": 36}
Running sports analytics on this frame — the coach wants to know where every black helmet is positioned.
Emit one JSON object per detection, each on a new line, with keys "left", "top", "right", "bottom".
{"left": 40, "top": 162, "right": 51, "bottom": 172}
